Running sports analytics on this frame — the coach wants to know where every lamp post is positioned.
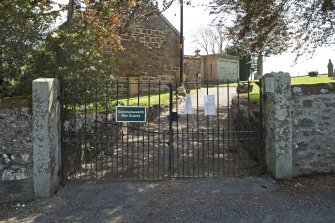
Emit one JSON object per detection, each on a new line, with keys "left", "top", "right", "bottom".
{"left": 179, "top": 0, "right": 184, "bottom": 86}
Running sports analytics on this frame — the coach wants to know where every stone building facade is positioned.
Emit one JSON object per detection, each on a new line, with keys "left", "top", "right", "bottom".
{"left": 110, "top": 13, "right": 180, "bottom": 95}
{"left": 184, "top": 54, "right": 240, "bottom": 84}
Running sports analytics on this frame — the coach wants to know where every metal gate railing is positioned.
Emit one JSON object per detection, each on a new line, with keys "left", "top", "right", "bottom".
{"left": 60, "top": 79, "right": 264, "bottom": 181}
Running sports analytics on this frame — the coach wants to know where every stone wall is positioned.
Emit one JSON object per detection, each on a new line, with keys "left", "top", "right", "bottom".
{"left": 109, "top": 13, "right": 180, "bottom": 94}
{"left": 0, "top": 97, "right": 34, "bottom": 203}
{"left": 291, "top": 83, "right": 335, "bottom": 176}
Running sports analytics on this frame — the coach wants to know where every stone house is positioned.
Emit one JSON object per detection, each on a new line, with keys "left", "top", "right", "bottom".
{"left": 184, "top": 54, "right": 240, "bottom": 85}
{"left": 110, "top": 13, "right": 180, "bottom": 95}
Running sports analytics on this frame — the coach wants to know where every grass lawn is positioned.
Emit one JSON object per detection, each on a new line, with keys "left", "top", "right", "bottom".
{"left": 118, "top": 92, "right": 170, "bottom": 106}
{"left": 291, "top": 74, "right": 335, "bottom": 85}
{"left": 248, "top": 74, "right": 335, "bottom": 103}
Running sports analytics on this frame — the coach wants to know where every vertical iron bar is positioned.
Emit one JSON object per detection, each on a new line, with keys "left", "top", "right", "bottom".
{"left": 142, "top": 130, "right": 145, "bottom": 179}
{"left": 147, "top": 80, "right": 151, "bottom": 178}
{"left": 126, "top": 127, "right": 129, "bottom": 170}
{"left": 95, "top": 80, "right": 98, "bottom": 179}
{"left": 132, "top": 126, "right": 135, "bottom": 178}
{"left": 259, "top": 78, "right": 264, "bottom": 167}
{"left": 187, "top": 118, "right": 189, "bottom": 177}
{"left": 158, "top": 81, "right": 161, "bottom": 179}
{"left": 168, "top": 82, "right": 173, "bottom": 177}
{"left": 207, "top": 128, "right": 210, "bottom": 177}
{"left": 84, "top": 82, "right": 88, "bottom": 179}
{"left": 105, "top": 81, "right": 108, "bottom": 177}
{"left": 126, "top": 82, "right": 130, "bottom": 171}
{"left": 59, "top": 77, "right": 65, "bottom": 183}
{"left": 206, "top": 80, "right": 209, "bottom": 128}
{"left": 147, "top": 131, "right": 150, "bottom": 179}
{"left": 222, "top": 129, "right": 225, "bottom": 175}
{"left": 127, "top": 81, "right": 130, "bottom": 106}
{"left": 232, "top": 130, "right": 236, "bottom": 176}
{"left": 212, "top": 129, "right": 215, "bottom": 176}
{"left": 137, "top": 79, "right": 140, "bottom": 179}
{"left": 182, "top": 129, "right": 185, "bottom": 177}
{"left": 121, "top": 129, "right": 124, "bottom": 177}
{"left": 227, "top": 79, "right": 230, "bottom": 176}
{"left": 196, "top": 82, "right": 200, "bottom": 176}
{"left": 206, "top": 81, "right": 209, "bottom": 177}
{"left": 163, "top": 132, "right": 166, "bottom": 178}
{"left": 192, "top": 129, "right": 194, "bottom": 177}
{"left": 137, "top": 127, "right": 140, "bottom": 179}
{"left": 197, "top": 130, "right": 200, "bottom": 176}
{"left": 248, "top": 80, "right": 251, "bottom": 133}
{"left": 73, "top": 80, "right": 77, "bottom": 179}
{"left": 153, "top": 133, "right": 155, "bottom": 179}
{"left": 217, "top": 80, "right": 220, "bottom": 176}
{"left": 175, "top": 82, "right": 179, "bottom": 177}
{"left": 202, "top": 129, "right": 205, "bottom": 177}
{"left": 217, "top": 129, "right": 220, "bottom": 176}
{"left": 237, "top": 78, "right": 240, "bottom": 120}
{"left": 237, "top": 131, "right": 240, "bottom": 176}
{"left": 138, "top": 79, "right": 140, "bottom": 106}
{"left": 116, "top": 80, "right": 119, "bottom": 177}
{"left": 196, "top": 82, "right": 199, "bottom": 130}
{"left": 125, "top": 81, "right": 129, "bottom": 178}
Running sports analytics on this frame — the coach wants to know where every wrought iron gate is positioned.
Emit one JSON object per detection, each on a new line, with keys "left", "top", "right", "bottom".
{"left": 60, "top": 79, "right": 264, "bottom": 181}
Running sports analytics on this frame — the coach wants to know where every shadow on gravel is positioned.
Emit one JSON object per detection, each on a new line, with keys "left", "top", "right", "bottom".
{"left": 1, "top": 174, "right": 335, "bottom": 223}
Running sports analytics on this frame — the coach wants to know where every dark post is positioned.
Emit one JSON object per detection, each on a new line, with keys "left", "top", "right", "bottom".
{"left": 168, "top": 82, "right": 173, "bottom": 177}
{"left": 59, "top": 77, "right": 65, "bottom": 185}
{"left": 259, "top": 78, "right": 265, "bottom": 167}
{"left": 179, "top": 0, "right": 184, "bottom": 86}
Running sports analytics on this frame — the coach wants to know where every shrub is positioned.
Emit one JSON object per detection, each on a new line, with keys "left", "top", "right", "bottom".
{"left": 308, "top": 71, "right": 319, "bottom": 77}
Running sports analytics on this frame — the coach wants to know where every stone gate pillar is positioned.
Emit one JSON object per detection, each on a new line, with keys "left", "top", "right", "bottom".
{"left": 263, "top": 72, "right": 292, "bottom": 179}
{"left": 32, "top": 78, "right": 61, "bottom": 197}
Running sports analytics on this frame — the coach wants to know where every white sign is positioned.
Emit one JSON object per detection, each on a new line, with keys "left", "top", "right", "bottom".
{"left": 184, "top": 94, "right": 193, "bottom": 114}
{"left": 265, "top": 77, "right": 275, "bottom": 93}
{"left": 204, "top": 95, "right": 216, "bottom": 116}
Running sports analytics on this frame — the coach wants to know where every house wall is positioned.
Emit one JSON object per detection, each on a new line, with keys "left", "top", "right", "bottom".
{"left": 291, "top": 84, "right": 335, "bottom": 176}
{"left": 109, "top": 14, "right": 180, "bottom": 94}
{"left": 185, "top": 54, "right": 240, "bottom": 83}
{"left": 217, "top": 58, "right": 239, "bottom": 82}
{"left": 184, "top": 56, "right": 202, "bottom": 88}
{"left": 204, "top": 55, "right": 218, "bottom": 82}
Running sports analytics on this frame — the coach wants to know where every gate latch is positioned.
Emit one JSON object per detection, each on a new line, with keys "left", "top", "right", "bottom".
{"left": 169, "top": 112, "right": 179, "bottom": 122}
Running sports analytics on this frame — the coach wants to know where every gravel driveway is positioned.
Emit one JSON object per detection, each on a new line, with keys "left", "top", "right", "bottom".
{"left": 1, "top": 174, "right": 335, "bottom": 223}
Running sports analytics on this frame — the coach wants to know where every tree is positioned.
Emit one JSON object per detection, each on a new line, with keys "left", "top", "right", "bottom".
{"left": 0, "top": 0, "right": 163, "bottom": 96}
{"left": 55, "top": 0, "right": 162, "bottom": 80}
{"left": 226, "top": 45, "right": 253, "bottom": 81}
{"left": 209, "top": 0, "right": 335, "bottom": 63}
{"left": 192, "top": 25, "right": 225, "bottom": 54}
{"left": 0, "top": 0, "right": 59, "bottom": 96}
{"left": 209, "top": 0, "right": 291, "bottom": 79}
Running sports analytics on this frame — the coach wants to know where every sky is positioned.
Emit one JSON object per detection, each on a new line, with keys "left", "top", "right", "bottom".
{"left": 161, "top": 0, "right": 335, "bottom": 76}
{"left": 54, "top": 0, "right": 335, "bottom": 76}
